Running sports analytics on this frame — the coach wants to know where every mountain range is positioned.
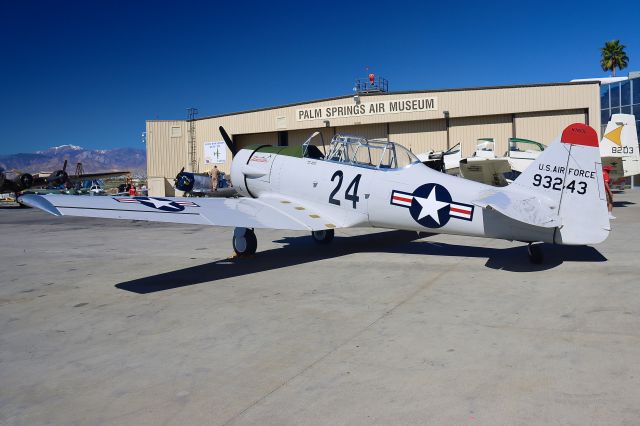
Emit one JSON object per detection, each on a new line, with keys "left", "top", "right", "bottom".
{"left": 0, "top": 145, "right": 146, "bottom": 176}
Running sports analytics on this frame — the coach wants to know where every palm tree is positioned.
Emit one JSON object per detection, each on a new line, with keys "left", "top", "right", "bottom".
{"left": 600, "top": 40, "right": 629, "bottom": 77}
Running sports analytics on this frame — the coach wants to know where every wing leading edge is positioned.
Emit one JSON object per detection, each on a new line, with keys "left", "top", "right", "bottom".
{"left": 19, "top": 194, "right": 349, "bottom": 231}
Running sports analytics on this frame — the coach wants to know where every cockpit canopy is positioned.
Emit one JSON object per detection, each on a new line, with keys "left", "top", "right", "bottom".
{"left": 304, "top": 134, "right": 420, "bottom": 169}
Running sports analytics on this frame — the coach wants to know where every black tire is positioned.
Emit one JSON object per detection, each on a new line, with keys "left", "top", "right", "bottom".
{"left": 527, "top": 243, "right": 543, "bottom": 264}
{"left": 233, "top": 228, "right": 257, "bottom": 256}
{"left": 312, "top": 229, "right": 334, "bottom": 244}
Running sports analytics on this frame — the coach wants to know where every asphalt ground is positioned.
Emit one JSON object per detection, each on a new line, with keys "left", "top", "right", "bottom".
{"left": 1, "top": 191, "right": 639, "bottom": 425}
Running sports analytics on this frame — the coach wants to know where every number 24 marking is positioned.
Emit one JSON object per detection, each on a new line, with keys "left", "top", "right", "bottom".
{"left": 329, "top": 171, "right": 362, "bottom": 208}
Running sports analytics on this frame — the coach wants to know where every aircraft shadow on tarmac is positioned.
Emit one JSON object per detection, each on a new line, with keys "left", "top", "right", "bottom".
{"left": 116, "top": 231, "right": 607, "bottom": 294}
{"left": 613, "top": 200, "right": 635, "bottom": 208}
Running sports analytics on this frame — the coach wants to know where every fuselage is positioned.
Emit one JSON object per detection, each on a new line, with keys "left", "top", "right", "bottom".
{"left": 230, "top": 146, "right": 556, "bottom": 244}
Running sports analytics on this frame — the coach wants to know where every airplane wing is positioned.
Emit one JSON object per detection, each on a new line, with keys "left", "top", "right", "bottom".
{"left": 18, "top": 194, "right": 354, "bottom": 231}
{"left": 67, "top": 171, "right": 131, "bottom": 181}
{"left": 472, "top": 188, "right": 561, "bottom": 228}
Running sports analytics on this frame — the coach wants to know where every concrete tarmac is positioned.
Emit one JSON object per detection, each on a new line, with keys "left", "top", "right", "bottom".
{"left": 1, "top": 191, "right": 639, "bottom": 425}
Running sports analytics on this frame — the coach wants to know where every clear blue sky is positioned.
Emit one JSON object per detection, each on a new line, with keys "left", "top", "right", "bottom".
{"left": 1, "top": 0, "right": 638, "bottom": 155}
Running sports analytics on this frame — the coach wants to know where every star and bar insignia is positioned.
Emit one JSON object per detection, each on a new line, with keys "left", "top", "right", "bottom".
{"left": 114, "top": 197, "right": 199, "bottom": 212}
{"left": 390, "top": 183, "right": 474, "bottom": 228}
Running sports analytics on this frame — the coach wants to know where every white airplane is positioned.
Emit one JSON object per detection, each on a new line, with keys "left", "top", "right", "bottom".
{"left": 458, "top": 137, "right": 546, "bottom": 186}
{"left": 19, "top": 123, "right": 610, "bottom": 264}
{"left": 417, "top": 143, "right": 462, "bottom": 174}
{"left": 419, "top": 137, "right": 546, "bottom": 186}
{"left": 600, "top": 114, "right": 639, "bottom": 182}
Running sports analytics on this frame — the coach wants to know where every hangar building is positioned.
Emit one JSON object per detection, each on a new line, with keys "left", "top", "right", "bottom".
{"left": 145, "top": 81, "right": 600, "bottom": 196}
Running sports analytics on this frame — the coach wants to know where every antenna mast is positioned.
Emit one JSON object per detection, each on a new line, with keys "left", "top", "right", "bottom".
{"left": 187, "top": 107, "right": 199, "bottom": 172}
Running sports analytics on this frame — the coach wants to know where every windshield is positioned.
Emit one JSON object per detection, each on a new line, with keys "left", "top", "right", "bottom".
{"left": 475, "top": 138, "right": 495, "bottom": 152}
{"left": 444, "top": 143, "right": 461, "bottom": 155}
{"left": 326, "top": 135, "right": 419, "bottom": 169}
{"left": 509, "top": 138, "right": 545, "bottom": 152}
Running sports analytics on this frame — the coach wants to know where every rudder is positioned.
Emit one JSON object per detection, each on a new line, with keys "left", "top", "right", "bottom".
{"left": 511, "top": 123, "right": 610, "bottom": 245}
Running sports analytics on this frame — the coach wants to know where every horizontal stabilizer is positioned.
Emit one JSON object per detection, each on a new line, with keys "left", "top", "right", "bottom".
{"left": 473, "top": 189, "right": 560, "bottom": 228}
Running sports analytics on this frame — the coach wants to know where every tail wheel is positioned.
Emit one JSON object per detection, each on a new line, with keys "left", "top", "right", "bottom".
{"left": 233, "top": 227, "right": 257, "bottom": 256}
{"left": 312, "top": 229, "right": 334, "bottom": 244}
{"left": 527, "top": 243, "right": 543, "bottom": 264}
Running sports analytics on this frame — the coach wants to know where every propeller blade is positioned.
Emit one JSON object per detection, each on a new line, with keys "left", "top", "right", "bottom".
{"left": 62, "top": 160, "right": 68, "bottom": 172}
{"left": 219, "top": 126, "right": 237, "bottom": 156}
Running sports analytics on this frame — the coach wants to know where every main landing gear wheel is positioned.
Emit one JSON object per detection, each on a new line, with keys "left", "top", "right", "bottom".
{"left": 233, "top": 227, "right": 257, "bottom": 257}
{"left": 311, "top": 229, "right": 334, "bottom": 244}
{"left": 527, "top": 243, "right": 543, "bottom": 264}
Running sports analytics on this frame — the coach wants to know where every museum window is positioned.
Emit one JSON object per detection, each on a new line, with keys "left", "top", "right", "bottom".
{"left": 621, "top": 81, "right": 631, "bottom": 106}
{"left": 600, "top": 85, "right": 610, "bottom": 109}
{"left": 633, "top": 79, "right": 640, "bottom": 105}
{"left": 610, "top": 84, "right": 620, "bottom": 108}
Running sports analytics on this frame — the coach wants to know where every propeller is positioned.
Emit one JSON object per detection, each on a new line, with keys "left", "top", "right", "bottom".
{"left": 219, "top": 126, "right": 237, "bottom": 157}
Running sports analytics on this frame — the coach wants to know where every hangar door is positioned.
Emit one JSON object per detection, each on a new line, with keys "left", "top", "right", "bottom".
{"left": 389, "top": 119, "right": 447, "bottom": 155}
{"left": 235, "top": 132, "right": 278, "bottom": 150}
{"left": 288, "top": 128, "right": 334, "bottom": 147}
{"left": 449, "top": 115, "right": 512, "bottom": 157}
{"left": 335, "top": 123, "right": 387, "bottom": 140}
{"left": 515, "top": 109, "right": 587, "bottom": 146}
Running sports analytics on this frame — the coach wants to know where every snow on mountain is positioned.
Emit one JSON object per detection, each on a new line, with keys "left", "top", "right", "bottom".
{"left": 36, "top": 145, "right": 84, "bottom": 154}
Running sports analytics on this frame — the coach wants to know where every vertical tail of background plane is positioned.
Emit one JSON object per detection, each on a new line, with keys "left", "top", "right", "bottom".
{"left": 511, "top": 123, "right": 610, "bottom": 245}
{"left": 600, "top": 114, "right": 640, "bottom": 178}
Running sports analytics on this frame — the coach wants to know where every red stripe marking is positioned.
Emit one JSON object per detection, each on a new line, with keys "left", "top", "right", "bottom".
{"left": 393, "top": 195, "right": 412, "bottom": 203}
{"left": 561, "top": 123, "right": 599, "bottom": 147}
{"left": 450, "top": 207, "right": 471, "bottom": 215}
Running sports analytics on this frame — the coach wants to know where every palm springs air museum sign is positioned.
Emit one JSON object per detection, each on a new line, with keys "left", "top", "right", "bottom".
{"left": 296, "top": 97, "right": 438, "bottom": 121}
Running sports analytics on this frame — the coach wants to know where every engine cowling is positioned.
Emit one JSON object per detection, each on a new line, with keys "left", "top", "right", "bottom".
{"left": 174, "top": 171, "right": 213, "bottom": 192}
{"left": 20, "top": 173, "right": 34, "bottom": 189}
{"left": 230, "top": 146, "right": 279, "bottom": 198}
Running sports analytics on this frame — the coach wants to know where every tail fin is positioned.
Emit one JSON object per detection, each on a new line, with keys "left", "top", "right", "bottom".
{"left": 511, "top": 123, "right": 609, "bottom": 245}
{"left": 600, "top": 114, "right": 640, "bottom": 178}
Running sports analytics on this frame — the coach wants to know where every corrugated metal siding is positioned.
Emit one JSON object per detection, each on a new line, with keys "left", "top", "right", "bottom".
{"left": 146, "top": 121, "right": 188, "bottom": 178}
{"left": 189, "top": 83, "right": 598, "bottom": 134}
{"left": 515, "top": 109, "right": 587, "bottom": 146}
{"left": 389, "top": 120, "right": 447, "bottom": 154}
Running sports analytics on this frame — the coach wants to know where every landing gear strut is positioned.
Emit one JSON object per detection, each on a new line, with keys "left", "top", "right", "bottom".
{"left": 527, "top": 242, "right": 543, "bottom": 264}
{"left": 311, "top": 229, "right": 334, "bottom": 244}
{"left": 233, "top": 227, "right": 257, "bottom": 257}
